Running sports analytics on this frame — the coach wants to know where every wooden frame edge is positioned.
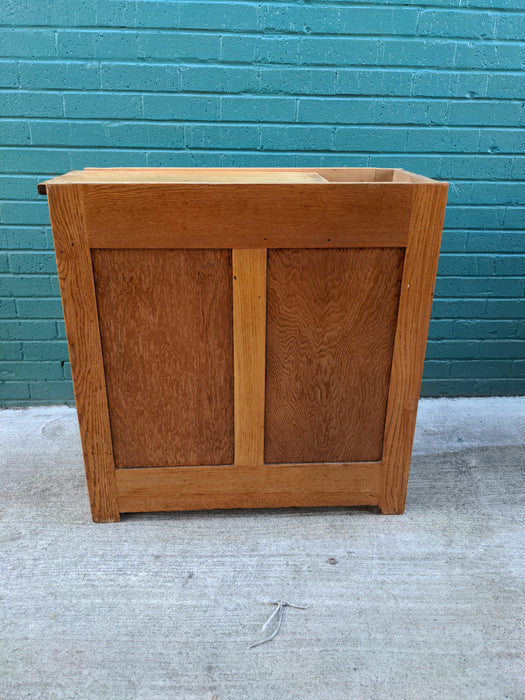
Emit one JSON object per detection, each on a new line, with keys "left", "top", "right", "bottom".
{"left": 380, "top": 182, "right": 448, "bottom": 514}
{"left": 115, "top": 462, "right": 382, "bottom": 513}
{"left": 233, "top": 249, "right": 267, "bottom": 466}
{"left": 47, "top": 184, "right": 120, "bottom": 523}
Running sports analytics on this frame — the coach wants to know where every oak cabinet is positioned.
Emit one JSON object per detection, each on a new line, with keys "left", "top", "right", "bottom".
{"left": 40, "top": 168, "right": 447, "bottom": 522}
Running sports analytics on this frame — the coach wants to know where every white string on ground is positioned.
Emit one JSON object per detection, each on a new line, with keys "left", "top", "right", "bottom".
{"left": 248, "top": 601, "right": 307, "bottom": 650}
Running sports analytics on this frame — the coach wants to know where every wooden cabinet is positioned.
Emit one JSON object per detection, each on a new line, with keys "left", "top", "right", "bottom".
{"left": 39, "top": 168, "right": 447, "bottom": 522}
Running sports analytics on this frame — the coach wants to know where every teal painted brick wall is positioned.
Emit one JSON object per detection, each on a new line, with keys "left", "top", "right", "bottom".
{"left": 1, "top": 0, "right": 524, "bottom": 405}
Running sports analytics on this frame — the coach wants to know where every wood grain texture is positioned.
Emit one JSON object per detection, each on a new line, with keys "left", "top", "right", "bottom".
{"left": 233, "top": 249, "right": 267, "bottom": 466}
{"left": 46, "top": 185, "right": 119, "bottom": 522}
{"left": 380, "top": 183, "right": 449, "bottom": 514}
{"left": 265, "top": 248, "right": 405, "bottom": 464}
{"left": 92, "top": 249, "right": 234, "bottom": 468}
{"left": 83, "top": 184, "right": 413, "bottom": 249}
{"left": 115, "top": 462, "right": 381, "bottom": 512}
{"left": 39, "top": 166, "right": 409, "bottom": 192}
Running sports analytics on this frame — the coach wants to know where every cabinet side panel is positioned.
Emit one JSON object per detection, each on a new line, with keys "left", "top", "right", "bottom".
{"left": 92, "top": 249, "right": 234, "bottom": 467}
{"left": 46, "top": 185, "right": 119, "bottom": 522}
{"left": 265, "top": 248, "right": 404, "bottom": 464}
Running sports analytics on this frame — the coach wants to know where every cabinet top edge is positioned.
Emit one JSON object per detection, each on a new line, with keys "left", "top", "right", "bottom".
{"left": 38, "top": 167, "right": 446, "bottom": 194}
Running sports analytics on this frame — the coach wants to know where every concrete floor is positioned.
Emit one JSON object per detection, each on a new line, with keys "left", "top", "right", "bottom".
{"left": 0, "top": 397, "right": 524, "bottom": 699}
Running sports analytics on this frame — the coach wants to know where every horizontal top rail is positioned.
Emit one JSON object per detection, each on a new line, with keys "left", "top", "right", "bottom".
{"left": 38, "top": 167, "right": 441, "bottom": 193}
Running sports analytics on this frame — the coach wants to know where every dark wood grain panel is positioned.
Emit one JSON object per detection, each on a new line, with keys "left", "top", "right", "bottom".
{"left": 92, "top": 249, "right": 234, "bottom": 468}
{"left": 84, "top": 184, "right": 413, "bottom": 249}
{"left": 265, "top": 248, "right": 405, "bottom": 464}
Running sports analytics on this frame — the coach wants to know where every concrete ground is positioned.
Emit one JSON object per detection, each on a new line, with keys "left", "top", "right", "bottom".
{"left": 0, "top": 397, "right": 524, "bottom": 700}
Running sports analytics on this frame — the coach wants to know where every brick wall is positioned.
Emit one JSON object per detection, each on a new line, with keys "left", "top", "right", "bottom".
{"left": 1, "top": 0, "right": 524, "bottom": 405}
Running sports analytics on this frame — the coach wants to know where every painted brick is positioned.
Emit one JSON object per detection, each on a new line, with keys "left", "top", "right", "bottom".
{"left": 0, "top": 320, "right": 57, "bottom": 341}
{"left": 22, "top": 341, "right": 69, "bottom": 361}
{"left": 106, "top": 123, "right": 185, "bottom": 149}
{"left": 177, "top": 3, "right": 258, "bottom": 32}
{"left": 64, "top": 93, "right": 143, "bottom": 120}
{"left": 429, "top": 320, "right": 519, "bottom": 340}
{"left": 433, "top": 298, "right": 525, "bottom": 319}
{"left": 423, "top": 361, "right": 450, "bottom": 379}
{"left": 448, "top": 101, "right": 523, "bottom": 128}
{"left": 495, "top": 13, "right": 525, "bottom": 41}
{"left": 511, "top": 361, "right": 525, "bottom": 379}
{"left": 465, "top": 231, "right": 525, "bottom": 253}
{"left": 0, "top": 28, "right": 57, "bottom": 57}
{"left": 0, "top": 382, "right": 30, "bottom": 400}
{"left": 334, "top": 127, "right": 407, "bottom": 152}
{"left": 503, "top": 209, "right": 525, "bottom": 230}
{"left": 144, "top": 95, "right": 220, "bottom": 121}
{"left": 259, "top": 68, "right": 337, "bottom": 96}
{"left": 0, "top": 274, "right": 53, "bottom": 297}
{"left": 184, "top": 125, "right": 259, "bottom": 150}
{"left": 0, "top": 91, "right": 64, "bottom": 118}
{"left": 418, "top": 10, "right": 497, "bottom": 39}
{"left": 1, "top": 148, "right": 72, "bottom": 173}
{"left": 29, "top": 380, "right": 74, "bottom": 401}
{"left": 426, "top": 341, "right": 480, "bottom": 360}
{"left": 18, "top": 61, "right": 101, "bottom": 90}
{"left": 434, "top": 277, "right": 525, "bottom": 299}
{"left": 454, "top": 42, "right": 525, "bottom": 71}
{"left": 449, "top": 360, "right": 514, "bottom": 379}
{"left": 1, "top": 120, "right": 32, "bottom": 144}
{"left": 220, "top": 152, "right": 299, "bottom": 168}
{"left": 478, "top": 341, "right": 525, "bottom": 360}
{"left": 145, "top": 151, "right": 223, "bottom": 167}
{"left": 421, "top": 379, "right": 525, "bottom": 398}
{"left": 452, "top": 184, "right": 525, "bottom": 207}
{"left": 0, "top": 298, "right": 17, "bottom": 317}
{"left": 101, "top": 62, "right": 180, "bottom": 92}
{"left": 220, "top": 96, "right": 295, "bottom": 123}
{"left": 0, "top": 176, "right": 46, "bottom": 200}
{"left": 181, "top": 66, "right": 258, "bottom": 94}
{"left": 260, "top": 126, "right": 331, "bottom": 151}
{"left": 67, "top": 150, "right": 147, "bottom": 169}
{"left": 1, "top": 0, "right": 524, "bottom": 402}
{"left": 0, "top": 342, "right": 23, "bottom": 360}
{"left": 56, "top": 321, "right": 66, "bottom": 339}
{"left": 8, "top": 252, "right": 56, "bottom": 274}
{"left": 16, "top": 298, "right": 63, "bottom": 318}
{"left": 336, "top": 69, "right": 411, "bottom": 97}
{"left": 300, "top": 98, "right": 446, "bottom": 124}
{"left": 438, "top": 254, "right": 525, "bottom": 277}
{"left": 0, "top": 361, "right": 62, "bottom": 380}
{"left": 29, "top": 121, "right": 109, "bottom": 148}
{"left": 0, "top": 201, "right": 50, "bottom": 226}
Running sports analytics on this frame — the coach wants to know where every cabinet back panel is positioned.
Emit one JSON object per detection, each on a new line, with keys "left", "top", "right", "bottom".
{"left": 92, "top": 248, "right": 234, "bottom": 468}
{"left": 265, "top": 248, "right": 405, "bottom": 464}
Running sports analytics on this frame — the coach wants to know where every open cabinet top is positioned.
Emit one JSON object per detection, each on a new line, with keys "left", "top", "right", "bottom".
{"left": 38, "top": 167, "right": 442, "bottom": 194}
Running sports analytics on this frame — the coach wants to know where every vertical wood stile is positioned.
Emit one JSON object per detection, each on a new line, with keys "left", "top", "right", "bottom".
{"left": 233, "top": 249, "right": 267, "bottom": 466}
{"left": 47, "top": 185, "right": 120, "bottom": 522}
{"left": 380, "top": 183, "right": 448, "bottom": 514}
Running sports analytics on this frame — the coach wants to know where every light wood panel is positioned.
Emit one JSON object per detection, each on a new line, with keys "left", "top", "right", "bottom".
{"left": 265, "top": 248, "right": 405, "bottom": 464}
{"left": 233, "top": 249, "right": 267, "bottom": 466}
{"left": 92, "top": 249, "right": 234, "bottom": 468}
{"left": 38, "top": 167, "right": 406, "bottom": 192}
{"left": 83, "top": 184, "right": 413, "bottom": 248}
{"left": 46, "top": 185, "right": 119, "bottom": 522}
{"left": 380, "top": 183, "right": 449, "bottom": 514}
{"left": 115, "top": 462, "right": 382, "bottom": 512}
